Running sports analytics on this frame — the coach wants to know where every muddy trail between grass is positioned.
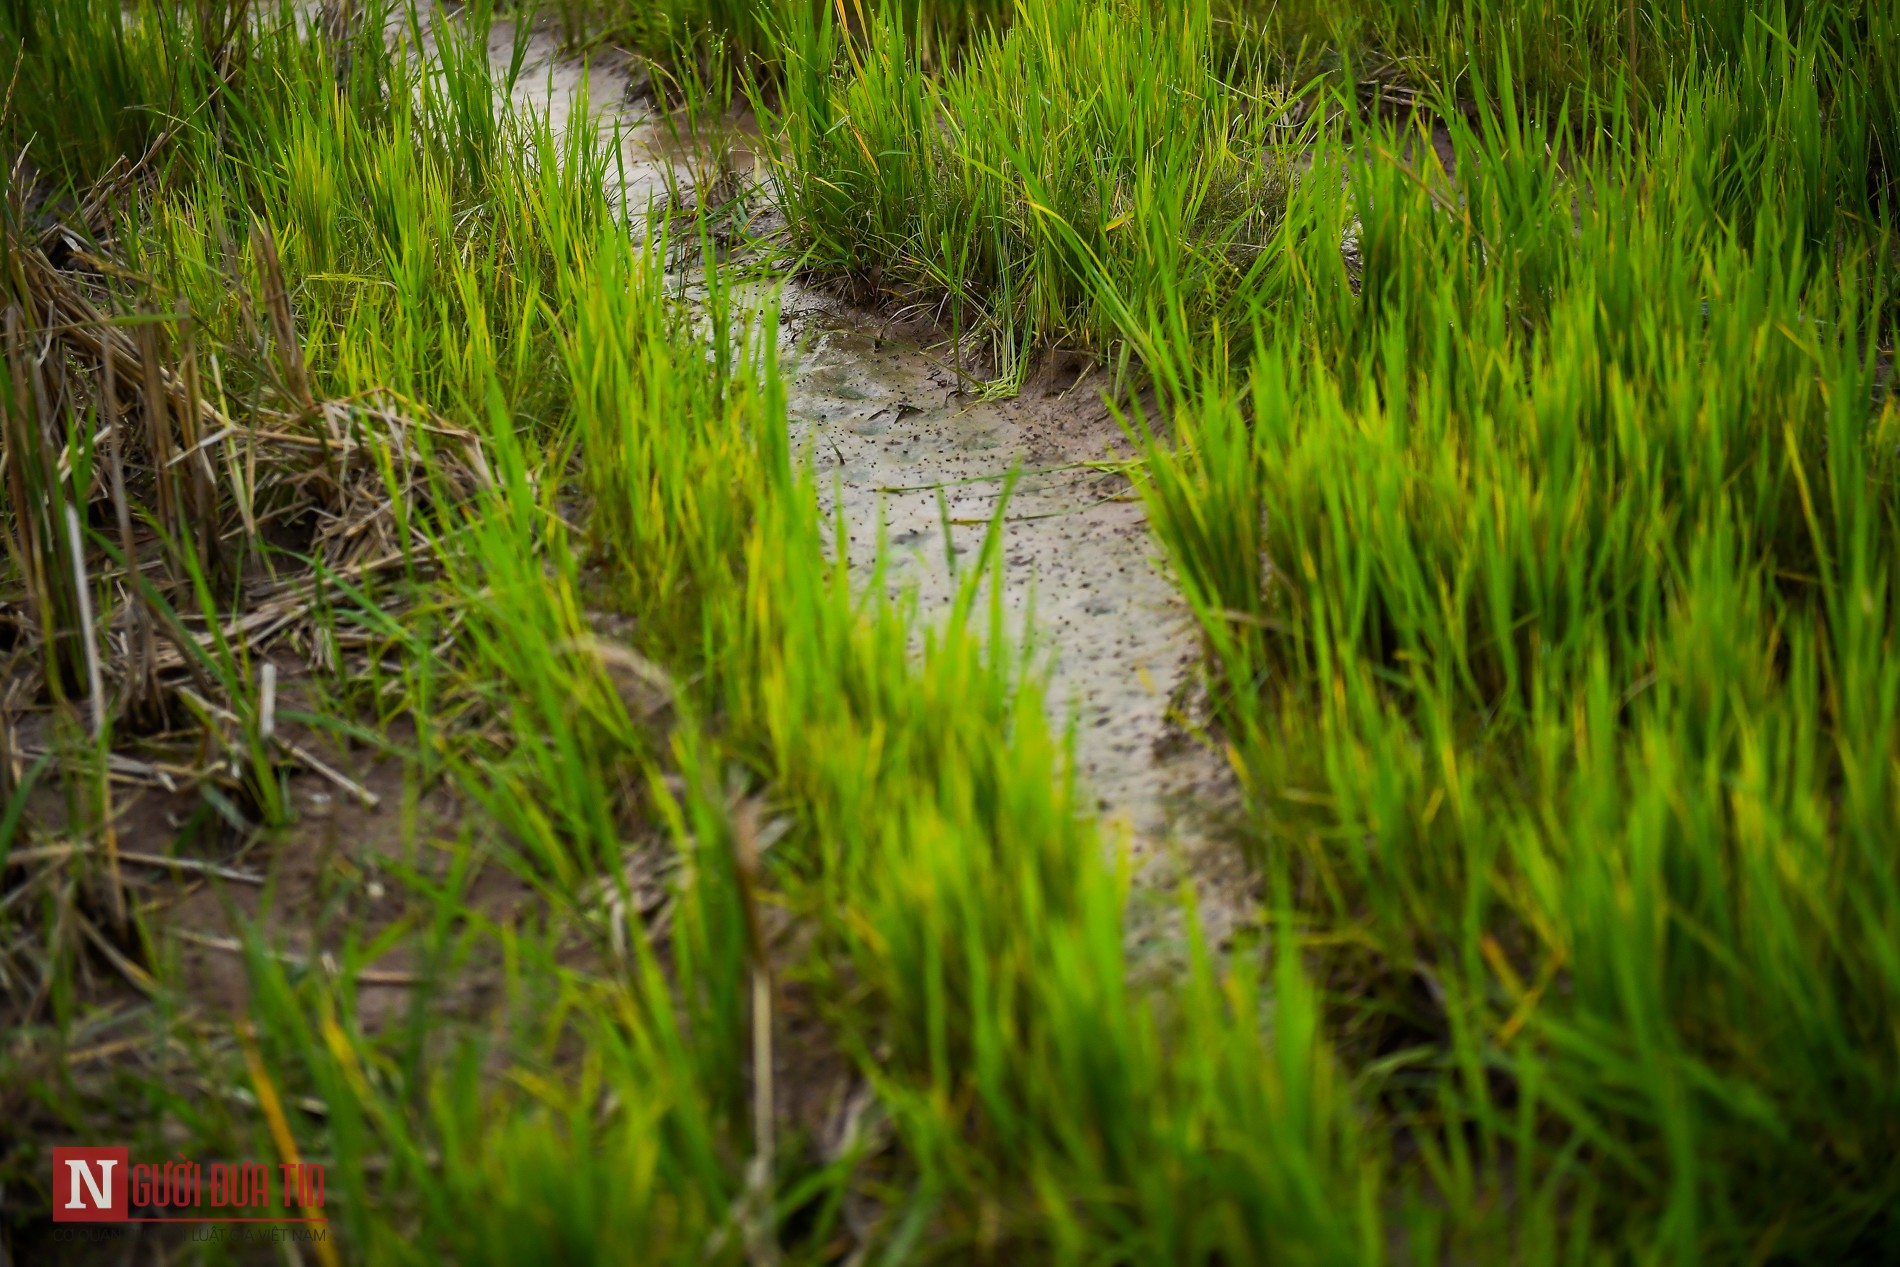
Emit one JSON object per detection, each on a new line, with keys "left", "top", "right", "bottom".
{"left": 498, "top": 24, "right": 1255, "bottom": 954}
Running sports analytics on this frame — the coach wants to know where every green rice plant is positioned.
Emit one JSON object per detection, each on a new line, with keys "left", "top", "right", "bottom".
{"left": 537, "top": 0, "right": 1016, "bottom": 72}
{"left": 759, "top": 0, "right": 1304, "bottom": 394}
{"left": 0, "top": 309, "right": 93, "bottom": 705}
{"left": 1105, "top": 48, "right": 1900, "bottom": 1264}
{"left": 1247, "top": 0, "right": 1899, "bottom": 160}
{"left": 758, "top": 0, "right": 1895, "bottom": 392}
{"left": 229, "top": 756, "right": 755, "bottom": 1264}
{"left": 540, "top": 0, "right": 791, "bottom": 64}
{"left": 0, "top": 0, "right": 242, "bottom": 189}
{"left": 561, "top": 225, "right": 786, "bottom": 636}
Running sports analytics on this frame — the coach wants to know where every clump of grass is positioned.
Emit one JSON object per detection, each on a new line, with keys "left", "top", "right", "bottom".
{"left": 758, "top": 0, "right": 1304, "bottom": 395}
{"left": 762, "top": 0, "right": 1896, "bottom": 395}
{"left": 539, "top": 0, "right": 1016, "bottom": 73}
{"left": 1252, "top": 0, "right": 1898, "bottom": 192}
{"left": 1116, "top": 43, "right": 1900, "bottom": 1267}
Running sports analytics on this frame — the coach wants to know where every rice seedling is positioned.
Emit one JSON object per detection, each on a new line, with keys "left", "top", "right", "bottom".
{"left": 537, "top": 0, "right": 1016, "bottom": 72}
{"left": 755, "top": 0, "right": 1307, "bottom": 395}
{"left": 1119, "top": 35, "right": 1896, "bottom": 1267}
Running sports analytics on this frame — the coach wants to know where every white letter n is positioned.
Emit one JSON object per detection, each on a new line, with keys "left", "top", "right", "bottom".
{"left": 64, "top": 1159, "right": 116, "bottom": 1210}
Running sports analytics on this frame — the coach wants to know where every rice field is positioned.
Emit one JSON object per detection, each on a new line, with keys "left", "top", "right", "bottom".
{"left": 2, "top": 1, "right": 1896, "bottom": 1263}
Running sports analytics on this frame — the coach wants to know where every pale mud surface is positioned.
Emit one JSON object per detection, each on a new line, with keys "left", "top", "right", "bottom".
{"left": 498, "top": 23, "right": 1256, "bottom": 952}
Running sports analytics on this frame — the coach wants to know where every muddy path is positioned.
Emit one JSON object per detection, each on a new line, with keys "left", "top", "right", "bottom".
{"left": 499, "top": 24, "right": 1255, "bottom": 952}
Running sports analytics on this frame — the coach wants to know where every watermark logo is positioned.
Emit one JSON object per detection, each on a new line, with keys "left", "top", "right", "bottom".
{"left": 52, "top": 1148, "right": 128, "bottom": 1223}
{"left": 51, "top": 1148, "right": 326, "bottom": 1227}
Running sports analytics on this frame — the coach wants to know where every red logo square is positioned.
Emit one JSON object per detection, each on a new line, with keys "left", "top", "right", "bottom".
{"left": 51, "top": 1147, "right": 129, "bottom": 1222}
